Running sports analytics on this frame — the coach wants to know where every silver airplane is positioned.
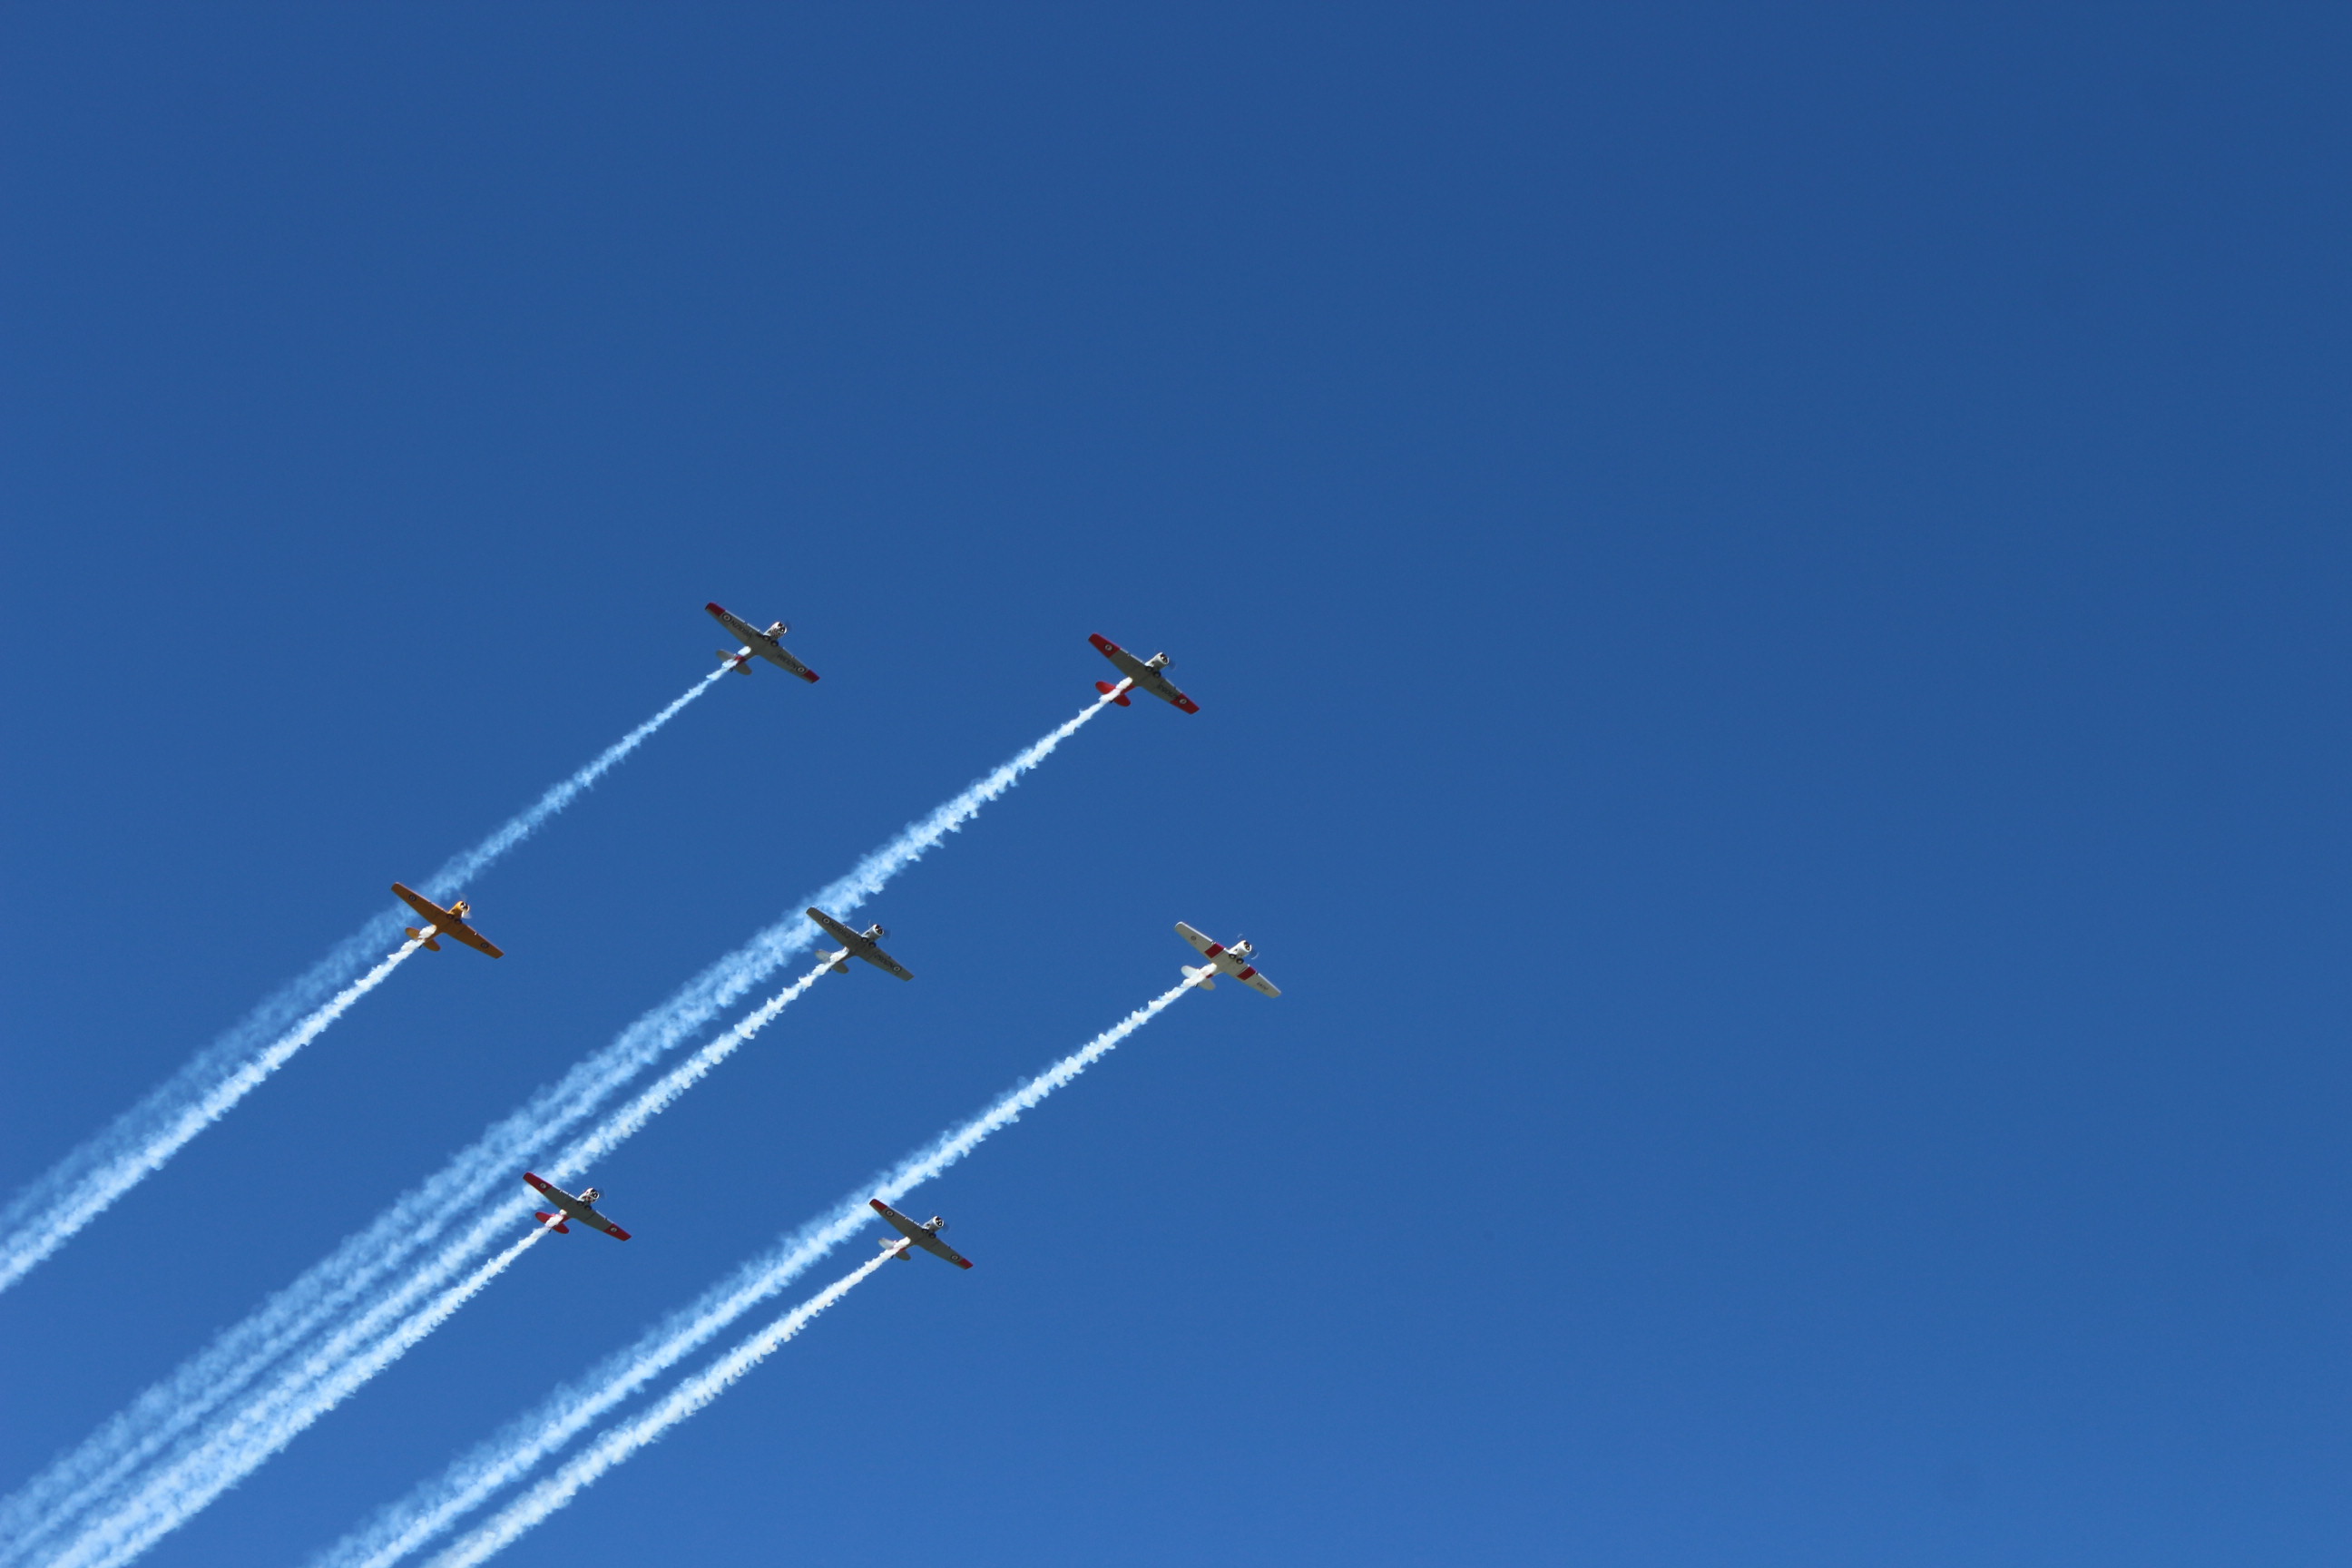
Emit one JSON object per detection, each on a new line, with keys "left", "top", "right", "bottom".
{"left": 706, "top": 602, "right": 820, "bottom": 683}
{"left": 870, "top": 1198, "right": 974, "bottom": 1269}
{"left": 523, "top": 1172, "right": 632, "bottom": 1240}
{"left": 1089, "top": 632, "right": 1200, "bottom": 713}
{"left": 1175, "top": 922, "right": 1281, "bottom": 997}
{"left": 807, "top": 907, "right": 913, "bottom": 980}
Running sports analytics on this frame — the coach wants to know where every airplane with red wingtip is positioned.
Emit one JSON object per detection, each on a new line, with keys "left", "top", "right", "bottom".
{"left": 1175, "top": 921, "right": 1281, "bottom": 997}
{"left": 523, "top": 1172, "right": 632, "bottom": 1240}
{"left": 706, "top": 602, "right": 819, "bottom": 683}
{"left": 391, "top": 884, "right": 505, "bottom": 958}
{"left": 870, "top": 1199, "right": 974, "bottom": 1269}
{"left": 1089, "top": 633, "right": 1200, "bottom": 713}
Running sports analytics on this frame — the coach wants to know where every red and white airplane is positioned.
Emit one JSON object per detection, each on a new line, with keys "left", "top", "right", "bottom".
{"left": 870, "top": 1199, "right": 974, "bottom": 1269}
{"left": 707, "top": 602, "right": 819, "bottom": 683}
{"left": 1089, "top": 633, "right": 1200, "bottom": 714}
{"left": 1176, "top": 922, "right": 1281, "bottom": 997}
{"left": 524, "top": 1172, "right": 632, "bottom": 1240}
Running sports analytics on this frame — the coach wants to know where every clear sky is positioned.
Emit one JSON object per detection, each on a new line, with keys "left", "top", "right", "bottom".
{"left": 3, "top": 6, "right": 2349, "bottom": 1566}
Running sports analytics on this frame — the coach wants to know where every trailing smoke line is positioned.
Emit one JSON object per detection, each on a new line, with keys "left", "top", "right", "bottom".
{"left": 51, "top": 1221, "right": 567, "bottom": 1568}
{"left": 0, "top": 930, "right": 431, "bottom": 1301}
{"left": 429, "top": 1251, "right": 897, "bottom": 1568}
{"left": 0, "top": 668, "right": 726, "bottom": 1300}
{"left": 5, "top": 689, "right": 1122, "bottom": 1568}
{"left": 313, "top": 979, "right": 1193, "bottom": 1568}
{"left": 18, "top": 955, "right": 843, "bottom": 1568}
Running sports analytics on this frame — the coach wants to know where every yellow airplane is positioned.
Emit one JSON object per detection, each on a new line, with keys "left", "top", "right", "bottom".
{"left": 391, "top": 883, "right": 505, "bottom": 958}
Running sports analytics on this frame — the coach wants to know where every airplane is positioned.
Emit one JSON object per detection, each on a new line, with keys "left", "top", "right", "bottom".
{"left": 390, "top": 883, "right": 505, "bottom": 958}
{"left": 807, "top": 907, "right": 913, "bottom": 980}
{"left": 1175, "top": 921, "right": 1280, "bottom": 996}
{"left": 523, "top": 1171, "right": 632, "bottom": 1240}
{"left": 706, "top": 602, "right": 820, "bottom": 683}
{"left": 1089, "top": 632, "right": 1200, "bottom": 714}
{"left": 869, "top": 1198, "right": 973, "bottom": 1269}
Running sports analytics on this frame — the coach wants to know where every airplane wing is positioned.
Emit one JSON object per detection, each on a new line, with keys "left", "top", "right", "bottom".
{"left": 913, "top": 1231, "right": 971, "bottom": 1268}
{"left": 574, "top": 1209, "right": 632, "bottom": 1241}
{"left": 869, "top": 1199, "right": 974, "bottom": 1269}
{"left": 862, "top": 946, "right": 914, "bottom": 983}
{"left": 806, "top": 907, "right": 860, "bottom": 947}
{"left": 705, "top": 603, "right": 763, "bottom": 644}
{"left": 1089, "top": 633, "right": 1146, "bottom": 680}
{"left": 438, "top": 922, "right": 505, "bottom": 959}
{"left": 523, "top": 1172, "right": 565, "bottom": 1202}
{"left": 1132, "top": 671, "right": 1200, "bottom": 714}
{"left": 393, "top": 883, "right": 449, "bottom": 926}
{"left": 1240, "top": 970, "right": 1282, "bottom": 998}
{"left": 1175, "top": 921, "right": 1220, "bottom": 956}
{"left": 760, "top": 643, "right": 819, "bottom": 683}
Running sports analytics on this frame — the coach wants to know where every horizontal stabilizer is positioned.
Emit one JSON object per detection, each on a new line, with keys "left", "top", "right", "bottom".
{"left": 534, "top": 1212, "right": 571, "bottom": 1234}
{"left": 1183, "top": 965, "right": 1216, "bottom": 989}
{"left": 405, "top": 927, "right": 441, "bottom": 952}
{"left": 1095, "top": 681, "right": 1132, "bottom": 707}
{"left": 717, "top": 651, "right": 751, "bottom": 674}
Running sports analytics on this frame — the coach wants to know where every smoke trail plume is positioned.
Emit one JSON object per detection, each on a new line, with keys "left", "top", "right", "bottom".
{"left": 0, "top": 932, "right": 433, "bottom": 1299}
{"left": 430, "top": 1250, "right": 897, "bottom": 1568}
{"left": 0, "top": 669, "right": 726, "bottom": 1299}
{"left": 5, "top": 690, "right": 1120, "bottom": 1568}
{"left": 314, "top": 979, "right": 1192, "bottom": 1568}
{"left": 13, "top": 956, "right": 843, "bottom": 1568}
{"left": 51, "top": 1221, "right": 566, "bottom": 1568}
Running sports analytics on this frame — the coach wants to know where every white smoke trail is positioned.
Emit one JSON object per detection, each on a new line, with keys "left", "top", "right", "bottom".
{"left": 50, "top": 1220, "right": 567, "bottom": 1568}
{"left": 428, "top": 1250, "right": 897, "bottom": 1568}
{"left": 0, "top": 931, "right": 432, "bottom": 1303}
{"left": 5, "top": 690, "right": 1121, "bottom": 1568}
{"left": 21, "top": 956, "right": 844, "bottom": 1568}
{"left": 313, "top": 979, "right": 1192, "bottom": 1568}
{"left": 0, "top": 669, "right": 725, "bottom": 1300}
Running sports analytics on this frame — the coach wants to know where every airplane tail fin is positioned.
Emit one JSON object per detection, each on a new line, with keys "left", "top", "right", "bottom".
{"left": 831, "top": 960, "right": 850, "bottom": 975}
{"left": 406, "top": 927, "right": 442, "bottom": 952}
{"left": 1182, "top": 964, "right": 1216, "bottom": 990}
{"left": 534, "top": 1212, "right": 572, "bottom": 1234}
{"left": 717, "top": 651, "right": 752, "bottom": 674}
{"left": 1095, "top": 681, "right": 1133, "bottom": 707}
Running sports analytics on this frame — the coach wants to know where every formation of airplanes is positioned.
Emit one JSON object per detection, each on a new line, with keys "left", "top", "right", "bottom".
{"left": 393, "top": 606, "right": 1274, "bottom": 1258}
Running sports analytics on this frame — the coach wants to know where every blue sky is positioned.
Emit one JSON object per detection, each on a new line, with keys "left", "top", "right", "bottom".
{"left": 4, "top": 6, "right": 2350, "bottom": 1564}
